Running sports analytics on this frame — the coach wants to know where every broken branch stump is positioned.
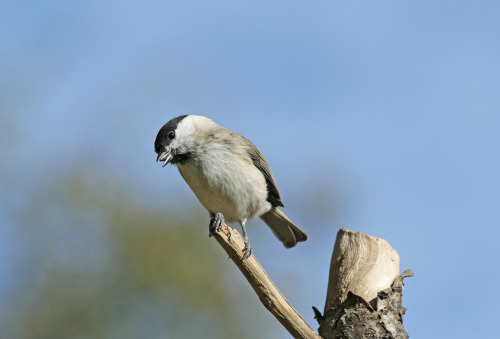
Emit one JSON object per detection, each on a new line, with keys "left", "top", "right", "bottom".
{"left": 317, "top": 228, "right": 412, "bottom": 339}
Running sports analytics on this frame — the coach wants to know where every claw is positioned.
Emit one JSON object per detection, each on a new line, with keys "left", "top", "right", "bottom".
{"left": 242, "top": 240, "right": 252, "bottom": 260}
{"left": 209, "top": 213, "right": 224, "bottom": 236}
{"left": 239, "top": 218, "right": 252, "bottom": 260}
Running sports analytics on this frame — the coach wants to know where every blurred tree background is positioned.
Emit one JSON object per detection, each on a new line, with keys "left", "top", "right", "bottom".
{"left": 1, "top": 164, "right": 284, "bottom": 338}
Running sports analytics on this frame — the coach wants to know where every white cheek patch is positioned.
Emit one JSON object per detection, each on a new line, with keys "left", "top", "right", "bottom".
{"left": 173, "top": 117, "right": 197, "bottom": 153}
{"left": 175, "top": 116, "right": 195, "bottom": 140}
{"left": 174, "top": 115, "right": 217, "bottom": 150}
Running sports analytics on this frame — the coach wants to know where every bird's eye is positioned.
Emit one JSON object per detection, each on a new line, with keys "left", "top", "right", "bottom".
{"left": 167, "top": 131, "right": 175, "bottom": 140}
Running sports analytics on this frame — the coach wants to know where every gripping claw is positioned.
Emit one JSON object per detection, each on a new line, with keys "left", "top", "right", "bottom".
{"left": 209, "top": 213, "right": 224, "bottom": 236}
{"left": 242, "top": 240, "right": 252, "bottom": 260}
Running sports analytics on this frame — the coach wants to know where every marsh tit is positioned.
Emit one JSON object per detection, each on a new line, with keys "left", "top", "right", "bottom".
{"left": 155, "top": 115, "right": 308, "bottom": 259}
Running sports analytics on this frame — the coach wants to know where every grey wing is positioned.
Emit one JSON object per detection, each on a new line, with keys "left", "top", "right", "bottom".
{"left": 236, "top": 133, "right": 284, "bottom": 208}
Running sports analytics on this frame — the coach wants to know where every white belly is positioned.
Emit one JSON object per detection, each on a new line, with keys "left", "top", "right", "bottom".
{"left": 177, "top": 153, "right": 271, "bottom": 223}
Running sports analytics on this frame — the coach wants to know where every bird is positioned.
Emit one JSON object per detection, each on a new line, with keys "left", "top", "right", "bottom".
{"left": 154, "top": 115, "right": 308, "bottom": 259}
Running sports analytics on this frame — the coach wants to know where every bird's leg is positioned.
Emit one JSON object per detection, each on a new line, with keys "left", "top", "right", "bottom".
{"left": 209, "top": 212, "right": 224, "bottom": 237}
{"left": 239, "top": 219, "right": 252, "bottom": 259}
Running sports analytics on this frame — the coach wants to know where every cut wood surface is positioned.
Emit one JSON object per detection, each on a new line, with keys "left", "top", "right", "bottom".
{"left": 211, "top": 224, "right": 321, "bottom": 339}
{"left": 324, "top": 228, "right": 400, "bottom": 312}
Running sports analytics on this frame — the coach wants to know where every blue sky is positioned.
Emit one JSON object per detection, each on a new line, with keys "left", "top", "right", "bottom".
{"left": 2, "top": 1, "right": 500, "bottom": 338}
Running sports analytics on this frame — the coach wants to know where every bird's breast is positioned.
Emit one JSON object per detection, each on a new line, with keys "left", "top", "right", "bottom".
{"left": 176, "top": 152, "right": 271, "bottom": 222}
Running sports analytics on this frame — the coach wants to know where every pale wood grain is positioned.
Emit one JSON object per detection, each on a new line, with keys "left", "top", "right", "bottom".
{"left": 324, "top": 228, "right": 400, "bottom": 312}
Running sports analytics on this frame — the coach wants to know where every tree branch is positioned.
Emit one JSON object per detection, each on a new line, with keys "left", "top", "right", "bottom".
{"left": 211, "top": 224, "right": 320, "bottom": 339}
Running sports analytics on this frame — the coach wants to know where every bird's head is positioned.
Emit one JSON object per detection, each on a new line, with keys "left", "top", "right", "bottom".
{"left": 155, "top": 115, "right": 216, "bottom": 166}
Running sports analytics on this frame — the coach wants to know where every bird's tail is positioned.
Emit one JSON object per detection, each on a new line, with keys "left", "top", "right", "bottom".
{"left": 260, "top": 208, "right": 308, "bottom": 248}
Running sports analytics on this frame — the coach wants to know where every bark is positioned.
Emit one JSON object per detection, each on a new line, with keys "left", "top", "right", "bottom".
{"left": 317, "top": 270, "right": 413, "bottom": 339}
{"left": 316, "top": 228, "right": 412, "bottom": 339}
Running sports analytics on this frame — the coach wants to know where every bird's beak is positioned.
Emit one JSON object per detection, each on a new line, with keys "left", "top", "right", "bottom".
{"left": 156, "top": 150, "right": 173, "bottom": 167}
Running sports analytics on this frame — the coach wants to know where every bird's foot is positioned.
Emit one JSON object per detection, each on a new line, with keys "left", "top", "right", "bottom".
{"left": 209, "top": 213, "right": 224, "bottom": 237}
{"left": 242, "top": 239, "right": 252, "bottom": 260}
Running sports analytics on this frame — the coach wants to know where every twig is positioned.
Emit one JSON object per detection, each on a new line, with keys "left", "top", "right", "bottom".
{"left": 211, "top": 224, "right": 320, "bottom": 339}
